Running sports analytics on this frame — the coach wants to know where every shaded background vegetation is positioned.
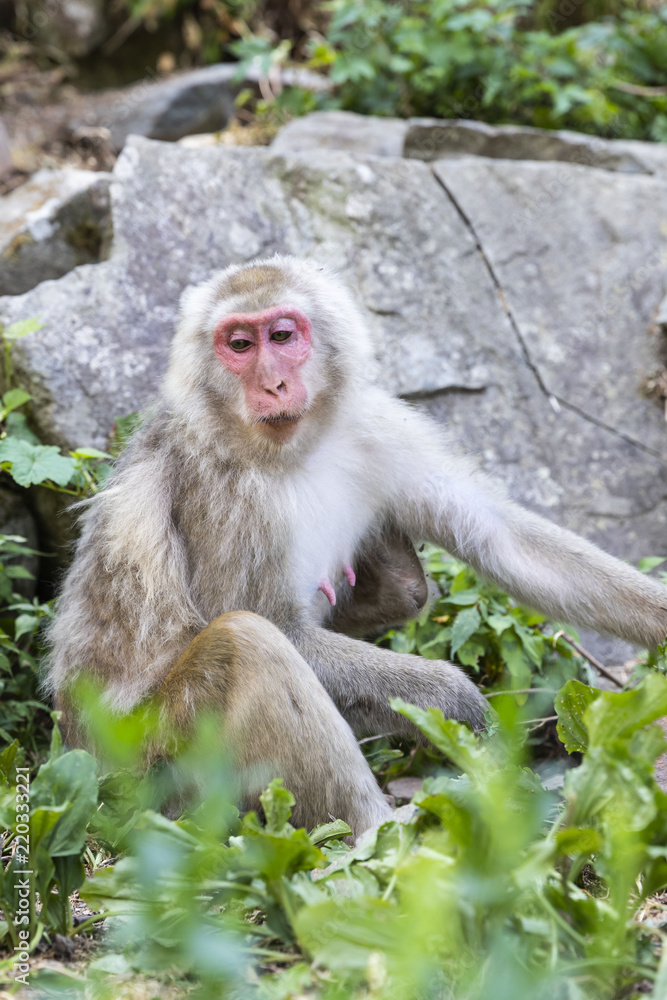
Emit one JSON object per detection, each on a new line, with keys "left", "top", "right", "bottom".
{"left": 2, "top": 0, "right": 667, "bottom": 142}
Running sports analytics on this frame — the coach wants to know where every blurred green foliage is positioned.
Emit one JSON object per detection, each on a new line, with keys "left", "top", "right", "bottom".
{"left": 230, "top": 0, "right": 667, "bottom": 140}
{"left": 5, "top": 670, "right": 667, "bottom": 997}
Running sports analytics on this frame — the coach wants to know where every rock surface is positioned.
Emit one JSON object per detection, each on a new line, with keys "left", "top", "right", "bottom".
{"left": 404, "top": 118, "right": 667, "bottom": 175}
{"left": 0, "top": 169, "right": 111, "bottom": 296}
{"left": 273, "top": 110, "right": 667, "bottom": 177}
{"left": 0, "top": 124, "right": 665, "bottom": 666}
{"left": 271, "top": 110, "right": 408, "bottom": 158}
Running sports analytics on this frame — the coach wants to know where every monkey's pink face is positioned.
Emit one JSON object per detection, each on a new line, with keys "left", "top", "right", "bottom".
{"left": 213, "top": 305, "right": 312, "bottom": 441}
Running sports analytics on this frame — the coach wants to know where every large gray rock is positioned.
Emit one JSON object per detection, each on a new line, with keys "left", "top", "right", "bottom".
{"left": 0, "top": 138, "right": 523, "bottom": 448}
{"left": 0, "top": 169, "right": 111, "bottom": 295}
{"left": 0, "top": 132, "right": 665, "bottom": 661}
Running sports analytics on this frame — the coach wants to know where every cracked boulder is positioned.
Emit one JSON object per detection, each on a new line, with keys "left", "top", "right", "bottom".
{"left": 0, "top": 130, "right": 666, "bottom": 664}
{"left": 0, "top": 168, "right": 111, "bottom": 296}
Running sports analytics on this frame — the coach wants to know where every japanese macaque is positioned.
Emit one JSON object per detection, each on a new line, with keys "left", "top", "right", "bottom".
{"left": 48, "top": 256, "right": 667, "bottom": 837}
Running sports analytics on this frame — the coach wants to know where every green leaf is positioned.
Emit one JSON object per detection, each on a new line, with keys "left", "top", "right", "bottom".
{"left": 30, "top": 750, "right": 98, "bottom": 856}
{"left": 5, "top": 565, "right": 34, "bottom": 580}
{"left": 309, "top": 819, "right": 352, "bottom": 845}
{"left": 586, "top": 674, "right": 667, "bottom": 748}
{"left": 109, "top": 412, "right": 143, "bottom": 458}
{"left": 450, "top": 606, "right": 481, "bottom": 658}
{"left": 486, "top": 613, "right": 514, "bottom": 635}
{"left": 555, "top": 826, "right": 601, "bottom": 855}
{"left": 499, "top": 634, "right": 532, "bottom": 692}
{"left": 30, "top": 804, "right": 69, "bottom": 853}
{"left": 241, "top": 828, "right": 323, "bottom": 881}
{"left": 555, "top": 679, "right": 600, "bottom": 753}
{"left": 260, "top": 779, "right": 295, "bottom": 834}
{"left": 4, "top": 411, "right": 40, "bottom": 444}
{"left": 391, "top": 698, "right": 486, "bottom": 775}
{"left": 0, "top": 438, "right": 76, "bottom": 487}
{"left": 0, "top": 740, "right": 20, "bottom": 780}
{"left": 293, "top": 897, "right": 395, "bottom": 970}
{"left": 638, "top": 556, "right": 666, "bottom": 573}
{"left": 14, "top": 614, "right": 39, "bottom": 641}
{"left": 516, "top": 628, "right": 544, "bottom": 668}
{"left": 444, "top": 588, "right": 480, "bottom": 607}
{"left": 4, "top": 318, "right": 43, "bottom": 343}
{"left": 53, "top": 854, "right": 85, "bottom": 898}
{"left": 1, "top": 388, "right": 31, "bottom": 416}
{"left": 457, "top": 637, "right": 486, "bottom": 668}
{"left": 70, "top": 447, "right": 112, "bottom": 460}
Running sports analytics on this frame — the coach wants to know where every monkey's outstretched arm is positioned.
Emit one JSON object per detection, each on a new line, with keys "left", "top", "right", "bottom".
{"left": 385, "top": 416, "right": 667, "bottom": 649}
{"left": 291, "top": 625, "right": 488, "bottom": 733}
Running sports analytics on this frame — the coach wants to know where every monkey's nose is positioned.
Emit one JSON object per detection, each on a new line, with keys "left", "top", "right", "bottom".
{"left": 264, "top": 379, "right": 287, "bottom": 396}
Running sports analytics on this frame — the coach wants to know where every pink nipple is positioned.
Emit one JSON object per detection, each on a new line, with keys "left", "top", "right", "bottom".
{"left": 318, "top": 578, "right": 336, "bottom": 606}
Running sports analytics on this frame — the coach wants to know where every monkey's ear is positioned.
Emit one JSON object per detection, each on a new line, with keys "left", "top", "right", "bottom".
{"left": 178, "top": 283, "right": 204, "bottom": 319}
{"left": 177, "top": 280, "right": 220, "bottom": 334}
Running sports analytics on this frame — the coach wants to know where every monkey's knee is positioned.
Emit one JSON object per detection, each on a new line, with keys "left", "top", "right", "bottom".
{"left": 159, "top": 618, "right": 236, "bottom": 732}
{"left": 159, "top": 610, "right": 306, "bottom": 733}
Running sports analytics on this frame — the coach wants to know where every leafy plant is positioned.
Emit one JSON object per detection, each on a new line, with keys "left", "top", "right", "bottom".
{"left": 0, "top": 534, "right": 52, "bottom": 753}
{"left": 0, "top": 723, "right": 99, "bottom": 961}
{"left": 236, "top": 0, "right": 667, "bottom": 141}
{"left": 0, "top": 320, "right": 113, "bottom": 498}
{"left": 8, "top": 671, "right": 667, "bottom": 999}
{"left": 379, "top": 546, "right": 589, "bottom": 696}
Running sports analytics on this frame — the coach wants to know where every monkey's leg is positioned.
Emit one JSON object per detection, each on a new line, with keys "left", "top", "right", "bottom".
{"left": 160, "top": 611, "right": 391, "bottom": 836}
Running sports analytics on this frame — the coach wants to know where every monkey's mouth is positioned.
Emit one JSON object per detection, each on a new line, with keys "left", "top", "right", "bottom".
{"left": 254, "top": 412, "right": 305, "bottom": 438}
{"left": 256, "top": 412, "right": 304, "bottom": 428}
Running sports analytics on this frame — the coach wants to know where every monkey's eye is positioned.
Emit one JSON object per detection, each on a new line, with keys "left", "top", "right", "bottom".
{"left": 229, "top": 338, "right": 253, "bottom": 352}
{"left": 271, "top": 330, "right": 292, "bottom": 343}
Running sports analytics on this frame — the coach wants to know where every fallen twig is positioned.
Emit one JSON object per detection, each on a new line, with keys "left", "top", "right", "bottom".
{"left": 554, "top": 631, "right": 624, "bottom": 689}
{"left": 610, "top": 80, "right": 667, "bottom": 98}
{"left": 486, "top": 687, "right": 558, "bottom": 698}
{"left": 521, "top": 714, "right": 558, "bottom": 731}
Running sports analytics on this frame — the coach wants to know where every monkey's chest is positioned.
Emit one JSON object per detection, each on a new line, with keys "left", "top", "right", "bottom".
{"left": 288, "top": 463, "right": 378, "bottom": 621}
{"left": 183, "top": 459, "right": 380, "bottom": 624}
